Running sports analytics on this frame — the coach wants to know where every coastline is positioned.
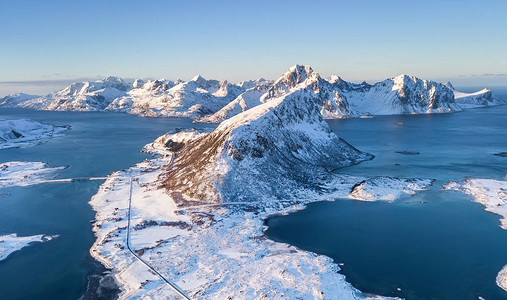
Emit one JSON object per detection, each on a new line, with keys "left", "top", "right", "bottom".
{"left": 443, "top": 178, "right": 507, "bottom": 292}
{"left": 89, "top": 151, "right": 433, "bottom": 299}
{"left": 0, "top": 234, "right": 57, "bottom": 261}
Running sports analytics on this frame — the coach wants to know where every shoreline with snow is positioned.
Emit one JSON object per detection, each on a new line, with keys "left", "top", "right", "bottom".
{"left": 443, "top": 178, "right": 507, "bottom": 292}
{"left": 89, "top": 152, "right": 432, "bottom": 299}
{"left": 0, "top": 161, "right": 66, "bottom": 189}
{"left": 0, "top": 234, "right": 58, "bottom": 261}
{"left": 0, "top": 118, "right": 70, "bottom": 150}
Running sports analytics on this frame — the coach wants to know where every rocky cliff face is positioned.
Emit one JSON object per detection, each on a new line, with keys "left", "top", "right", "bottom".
{"left": 342, "top": 74, "right": 460, "bottom": 116}
{"left": 199, "top": 65, "right": 469, "bottom": 123}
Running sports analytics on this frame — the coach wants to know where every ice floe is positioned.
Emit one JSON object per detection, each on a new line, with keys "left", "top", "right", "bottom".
{"left": 0, "top": 233, "right": 58, "bottom": 261}
{"left": 0, "top": 161, "right": 65, "bottom": 188}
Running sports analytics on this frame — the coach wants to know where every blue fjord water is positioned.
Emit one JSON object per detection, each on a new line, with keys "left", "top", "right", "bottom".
{"left": 0, "top": 103, "right": 506, "bottom": 299}
{"left": 267, "top": 104, "right": 507, "bottom": 299}
{"left": 0, "top": 109, "right": 212, "bottom": 299}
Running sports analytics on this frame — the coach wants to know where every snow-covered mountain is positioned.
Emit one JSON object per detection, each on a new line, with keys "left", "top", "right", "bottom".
{"left": 162, "top": 84, "right": 374, "bottom": 203}
{"left": 1, "top": 65, "right": 503, "bottom": 120}
{"left": 5, "top": 77, "right": 131, "bottom": 111}
{"left": 444, "top": 81, "right": 505, "bottom": 108}
{"left": 106, "top": 75, "right": 251, "bottom": 117}
{"left": 199, "top": 65, "right": 466, "bottom": 123}
{"left": 0, "top": 76, "right": 266, "bottom": 118}
{"left": 341, "top": 74, "right": 460, "bottom": 116}
{"left": 198, "top": 65, "right": 338, "bottom": 123}
{"left": 0, "top": 93, "right": 39, "bottom": 106}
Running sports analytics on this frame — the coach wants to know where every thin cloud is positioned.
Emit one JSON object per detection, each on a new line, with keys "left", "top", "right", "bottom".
{"left": 456, "top": 73, "right": 507, "bottom": 78}
{"left": 473, "top": 73, "right": 507, "bottom": 77}
{"left": 0, "top": 78, "right": 102, "bottom": 87}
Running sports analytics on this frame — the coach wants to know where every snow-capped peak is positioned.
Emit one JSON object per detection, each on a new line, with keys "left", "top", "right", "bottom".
{"left": 132, "top": 79, "right": 145, "bottom": 89}
{"left": 190, "top": 75, "right": 206, "bottom": 83}
{"left": 261, "top": 65, "right": 321, "bottom": 101}
{"left": 103, "top": 76, "right": 125, "bottom": 84}
{"left": 443, "top": 81, "right": 455, "bottom": 90}
{"left": 281, "top": 64, "right": 319, "bottom": 86}
{"left": 392, "top": 74, "right": 417, "bottom": 86}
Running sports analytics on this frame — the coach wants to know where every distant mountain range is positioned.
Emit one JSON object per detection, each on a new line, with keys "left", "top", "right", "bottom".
{"left": 1, "top": 65, "right": 504, "bottom": 121}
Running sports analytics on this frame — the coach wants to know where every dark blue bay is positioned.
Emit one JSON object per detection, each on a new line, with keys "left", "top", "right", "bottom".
{"left": 0, "top": 109, "right": 211, "bottom": 299}
{"left": 266, "top": 104, "right": 507, "bottom": 299}
{"left": 1, "top": 103, "right": 506, "bottom": 299}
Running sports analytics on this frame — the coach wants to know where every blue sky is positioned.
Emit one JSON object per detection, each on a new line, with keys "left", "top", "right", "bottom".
{"left": 0, "top": 0, "right": 506, "bottom": 95}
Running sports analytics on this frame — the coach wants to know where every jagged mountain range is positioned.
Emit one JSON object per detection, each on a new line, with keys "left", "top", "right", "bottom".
{"left": 0, "top": 65, "right": 504, "bottom": 121}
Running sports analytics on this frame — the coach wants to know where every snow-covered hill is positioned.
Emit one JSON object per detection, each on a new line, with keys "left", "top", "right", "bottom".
{"left": 342, "top": 74, "right": 460, "bottom": 116}
{"left": 0, "top": 118, "right": 70, "bottom": 149}
{"left": 0, "top": 93, "right": 38, "bottom": 106}
{"left": 444, "top": 81, "right": 505, "bottom": 108}
{"left": 5, "top": 77, "right": 130, "bottom": 111}
{"left": 163, "top": 83, "right": 374, "bottom": 203}
{"left": 0, "top": 76, "right": 266, "bottom": 118}
{"left": 106, "top": 75, "right": 253, "bottom": 117}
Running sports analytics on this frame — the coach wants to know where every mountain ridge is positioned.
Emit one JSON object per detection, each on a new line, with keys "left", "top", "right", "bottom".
{"left": 1, "top": 65, "right": 504, "bottom": 120}
{"left": 162, "top": 85, "right": 374, "bottom": 203}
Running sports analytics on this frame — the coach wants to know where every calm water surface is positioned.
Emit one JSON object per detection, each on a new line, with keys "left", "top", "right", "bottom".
{"left": 267, "top": 104, "right": 507, "bottom": 299}
{"left": 0, "top": 109, "right": 211, "bottom": 299}
{"left": 1, "top": 103, "right": 506, "bottom": 299}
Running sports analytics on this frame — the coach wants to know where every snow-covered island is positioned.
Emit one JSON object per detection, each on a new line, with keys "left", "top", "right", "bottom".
{"left": 0, "top": 118, "right": 70, "bottom": 150}
{"left": 0, "top": 234, "right": 57, "bottom": 261}
{"left": 443, "top": 178, "right": 507, "bottom": 292}
{"left": 1, "top": 65, "right": 503, "bottom": 121}
{"left": 0, "top": 161, "right": 66, "bottom": 188}
{"left": 90, "top": 77, "right": 435, "bottom": 299}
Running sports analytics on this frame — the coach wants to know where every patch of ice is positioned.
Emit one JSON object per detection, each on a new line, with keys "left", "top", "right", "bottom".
{"left": 0, "top": 233, "right": 58, "bottom": 261}
{"left": 0, "top": 161, "right": 65, "bottom": 188}
{"left": 349, "top": 177, "right": 434, "bottom": 202}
